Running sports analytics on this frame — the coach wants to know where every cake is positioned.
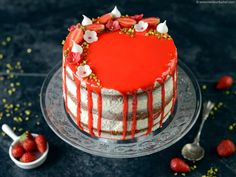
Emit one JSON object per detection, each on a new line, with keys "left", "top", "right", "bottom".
{"left": 62, "top": 6, "right": 178, "bottom": 140}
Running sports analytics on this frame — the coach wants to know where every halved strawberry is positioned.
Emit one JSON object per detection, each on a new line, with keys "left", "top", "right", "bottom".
{"left": 130, "top": 14, "right": 144, "bottom": 21}
{"left": 117, "top": 17, "right": 136, "bottom": 27}
{"left": 98, "top": 13, "right": 113, "bottom": 24}
{"left": 142, "top": 17, "right": 160, "bottom": 26}
{"left": 86, "top": 24, "right": 105, "bottom": 33}
{"left": 64, "top": 27, "right": 84, "bottom": 50}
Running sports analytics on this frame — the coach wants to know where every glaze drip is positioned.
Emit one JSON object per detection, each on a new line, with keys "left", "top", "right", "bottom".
{"left": 131, "top": 92, "right": 137, "bottom": 138}
{"left": 74, "top": 76, "right": 83, "bottom": 130}
{"left": 146, "top": 88, "right": 154, "bottom": 134}
{"left": 97, "top": 90, "right": 102, "bottom": 136}
{"left": 122, "top": 94, "right": 128, "bottom": 140}
{"left": 159, "top": 82, "right": 165, "bottom": 128}
{"left": 87, "top": 85, "right": 94, "bottom": 136}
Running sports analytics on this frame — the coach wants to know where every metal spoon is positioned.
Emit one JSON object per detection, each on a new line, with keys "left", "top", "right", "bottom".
{"left": 181, "top": 101, "right": 215, "bottom": 162}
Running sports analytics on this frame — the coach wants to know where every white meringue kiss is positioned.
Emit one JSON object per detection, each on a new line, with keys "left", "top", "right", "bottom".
{"left": 134, "top": 21, "right": 148, "bottom": 32}
{"left": 71, "top": 41, "right": 83, "bottom": 54}
{"left": 156, "top": 20, "right": 168, "bottom": 33}
{"left": 76, "top": 65, "right": 92, "bottom": 78}
{"left": 82, "top": 15, "right": 92, "bottom": 26}
{"left": 83, "top": 30, "right": 98, "bottom": 43}
{"left": 111, "top": 6, "right": 121, "bottom": 18}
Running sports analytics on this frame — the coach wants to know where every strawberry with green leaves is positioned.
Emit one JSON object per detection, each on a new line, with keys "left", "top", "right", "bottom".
{"left": 20, "top": 132, "right": 36, "bottom": 152}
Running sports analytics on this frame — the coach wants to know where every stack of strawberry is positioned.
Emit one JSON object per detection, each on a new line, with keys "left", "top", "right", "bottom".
{"left": 11, "top": 132, "right": 47, "bottom": 163}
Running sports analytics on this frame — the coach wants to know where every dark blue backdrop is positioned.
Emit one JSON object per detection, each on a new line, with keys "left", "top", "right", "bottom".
{"left": 0, "top": 0, "right": 236, "bottom": 176}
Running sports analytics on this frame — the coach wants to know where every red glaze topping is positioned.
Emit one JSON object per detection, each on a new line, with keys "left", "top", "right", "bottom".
{"left": 86, "top": 31, "right": 177, "bottom": 93}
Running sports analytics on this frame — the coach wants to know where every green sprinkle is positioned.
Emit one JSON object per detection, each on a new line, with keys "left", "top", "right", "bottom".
{"left": 202, "top": 85, "right": 207, "bottom": 90}
{"left": 8, "top": 90, "right": 12, "bottom": 95}
{"left": 2, "top": 98, "right": 6, "bottom": 103}
{"left": 16, "top": 82, "right": 20, "bottom": 86}
{"left": 6, "top": 36, "right": 11, "bottom": 42}
{"left": 225, "top": 91, "right": 230, "bottom": 95}
{"left": 0, "top": 53, "right": 3, "bottom": 59}
{"left": 228, "top": 125, "right": 234, "bottom": 131}
{"left": 25, "top": 110, "right": 31, "bottom": 115}
{"left": 26, "top": 48, "right": 32, "bottom": 53}
{"left": 1, "top": 41, "right": 7, "bottom": 46}
{"left": 25, "top": 117, "right": 29, "bottom": 121}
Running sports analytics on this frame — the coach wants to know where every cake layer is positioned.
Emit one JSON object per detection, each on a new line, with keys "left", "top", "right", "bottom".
{"left": 68, "top": 108, "right": 172, "bottom": 140}
{"left": 67, "top": 95, "right": 173, "bottom": 133}
{"left": 65, "top": 66, "right": 176, "bottom": 120}
{"left": 62, "top": 64, "right": 177, "bottom": 140}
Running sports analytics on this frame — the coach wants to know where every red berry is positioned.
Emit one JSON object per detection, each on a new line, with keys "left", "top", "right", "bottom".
{"left": 216, "top": 76, "right": 234, "bottom": 90}
{"left": 170, "top": 158, "right": 190, "bottom": 173}
{"left": 98, "top": 13, "right": 113, "bottom": 24}
{"left": 20, "top": 132, "right": 36, "bottom": 152}
{"left": 64, "top": 27, "right": 84, "bottom": 50}
{"left": 142, "top": 17, "right": 160, "bottom": 26}
{"left": 22, "top": 139, "right": 36, "bottom": 152}
{"left": 35, "top": 134, "right": 47, "bottom": 153}
{"left": 20, "top": 152, "right": 36, "bottom": 163}
{"left": 217, "top": 139, "right": 235, "bottom": 157}
{"left": 25, "top": 132, "right": 34, "bottom": 140}
{"left": 130, "top": 14, "right": 144, "bottom": 21}
{"left": 117, "top": 17, "right": 136, "bottom": 27}
{"left": 85, "top": 24, "right": 105, "bottom": 33}
{"left": 11, "top": 143, "right": 25, "bottom": 158}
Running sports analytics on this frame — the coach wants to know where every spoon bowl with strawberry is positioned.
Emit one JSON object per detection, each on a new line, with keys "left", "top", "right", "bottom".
{"left": 2, "top": 124, "right": 49, "bottom": 169}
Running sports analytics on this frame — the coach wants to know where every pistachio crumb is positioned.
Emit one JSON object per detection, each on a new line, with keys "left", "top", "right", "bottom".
{"left": 27, "top": 48, "right": 32, "bottom": 54}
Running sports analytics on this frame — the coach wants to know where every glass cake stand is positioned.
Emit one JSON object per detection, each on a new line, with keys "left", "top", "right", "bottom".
{"left": 40, "top": 60, "right": 202, "bottom": 158}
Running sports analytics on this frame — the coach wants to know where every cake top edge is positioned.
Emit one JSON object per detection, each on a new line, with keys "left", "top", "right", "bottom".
{"left": 62, "top": 6, "right": 177, "bottom": 94}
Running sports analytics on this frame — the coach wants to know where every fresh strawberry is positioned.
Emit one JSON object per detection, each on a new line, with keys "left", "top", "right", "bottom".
{"left": 86, "top": 24, "right": 105, "bottom": 33}
{"left": 216, "top": 76, "right": 234, "bottom": 90}
{"left": 11, "top": 143, "right": 25, "bottom": 158}
{"left": 98, "top": 13, "right": 113, "bottom": 24}
{"left": 117, "top": 17, "right": 136, "bottom": 27}
{"left": 25, "top": 131, "right": 34, "bottom": 140}
{"left": 170, "top": 158, "right": 190, "bottom": 173}
{"left": 20, "top": 132, "right": 36, "bottom": 152}
{"left": 217, "top": 139, "right": 235, "bottom": 157}
{"left": 35, "top": 134, "right": 47, "bottom": 153}
{"left": 20, "top": 152, "right": 36, "bottom": 163}
{"left": 130, "top": 14, "right": 144, "bottom": 21}
{"left": 142, "top": 17, "right": 160, "bottom": 26}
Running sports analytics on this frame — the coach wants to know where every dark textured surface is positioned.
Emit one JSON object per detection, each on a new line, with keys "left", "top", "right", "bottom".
{"left": 0, "top": 0, "right": 236, "bottom": 177}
